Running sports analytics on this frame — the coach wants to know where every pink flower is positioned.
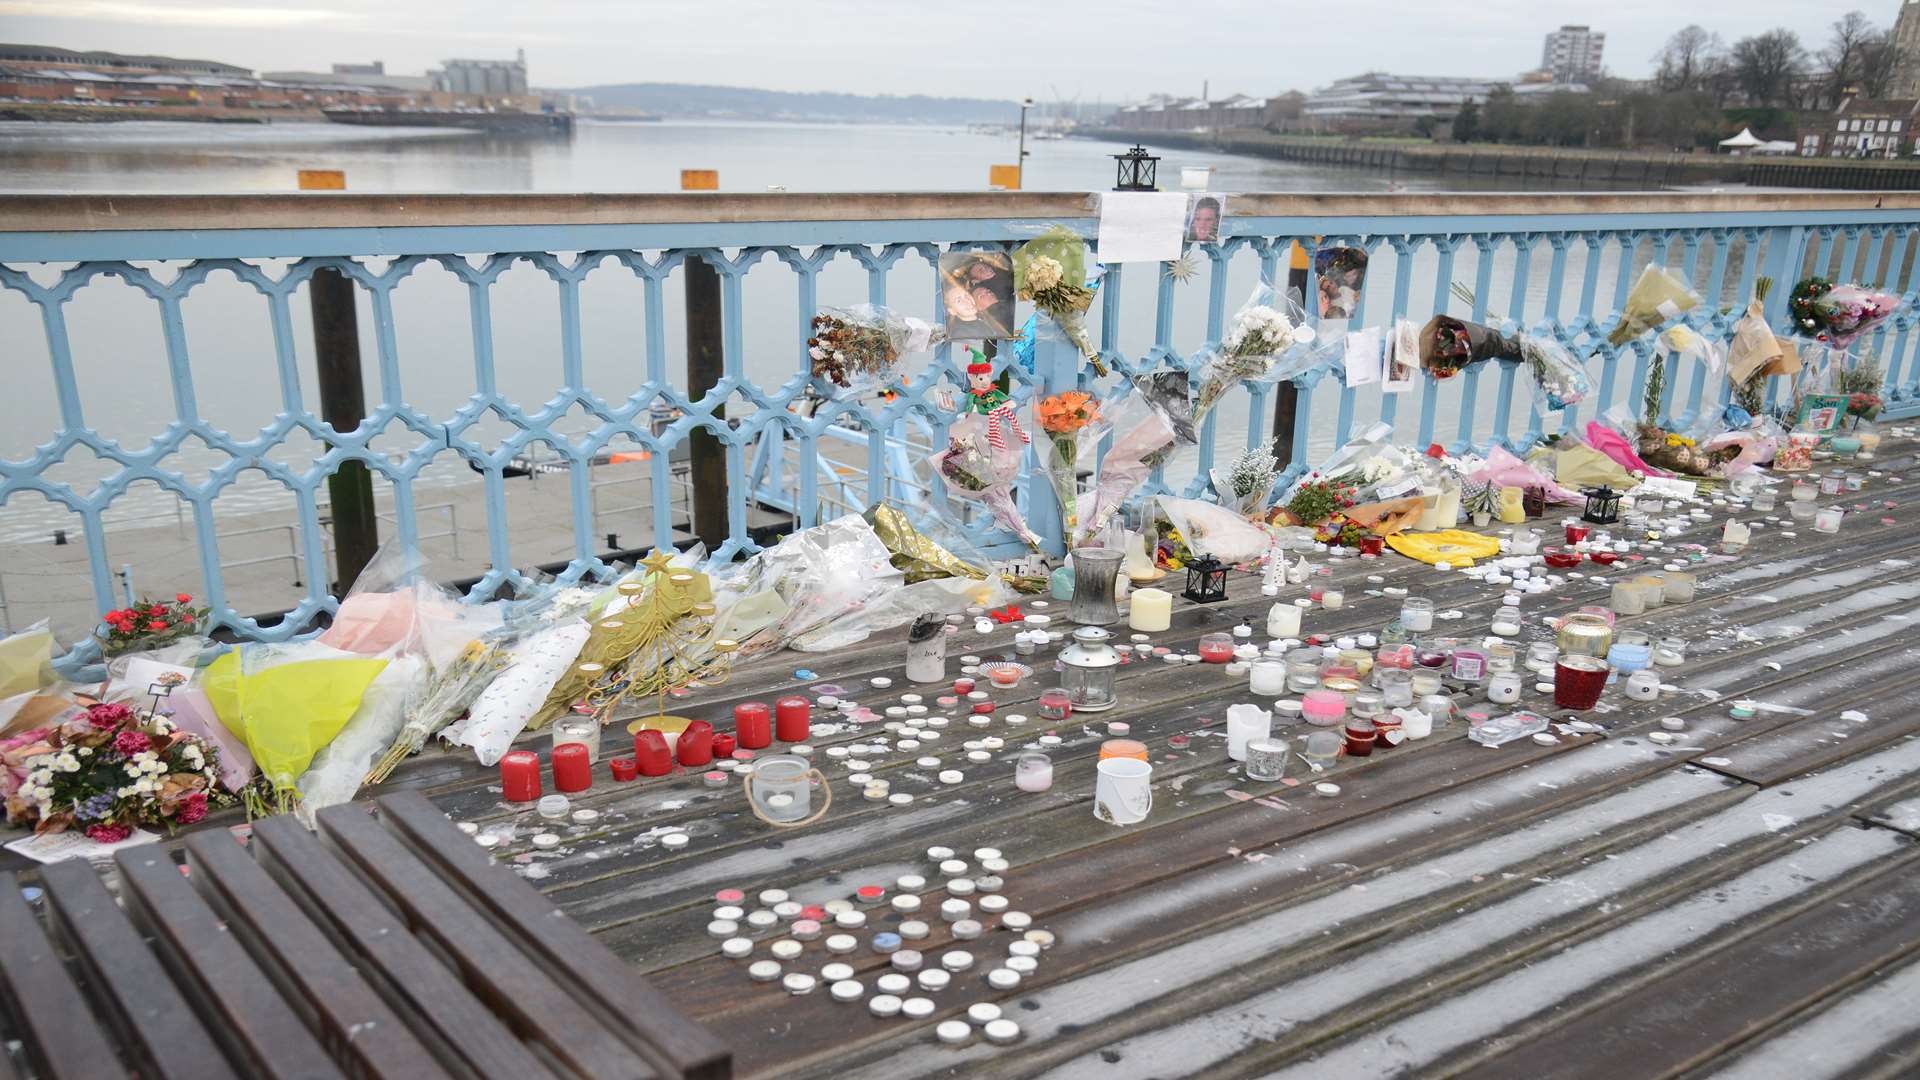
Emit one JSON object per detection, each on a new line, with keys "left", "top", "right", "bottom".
{"left": 175, "top": 593, "right": 193, "bottom": 604}
{"left": 175, "top": 791, "right": 208, "bottom": 825}
{"left": 84, "top": 822, "right": 132, "bottom": 844}
{"left": 147, "top": 620, "right": 169, "bottom": 632}
{"left": 87, "top": 702, "right": 133, "bottom": 729}
{"left": 113, "top": 730, "right": 152, "bottom": 756}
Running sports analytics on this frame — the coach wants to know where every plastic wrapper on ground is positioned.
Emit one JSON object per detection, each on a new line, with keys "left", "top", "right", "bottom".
{"left": 1157, "top": 495, "right": 1273, "bottom": 565}
{"left": 707, "top": 514, "right": 903, "bottom": 657}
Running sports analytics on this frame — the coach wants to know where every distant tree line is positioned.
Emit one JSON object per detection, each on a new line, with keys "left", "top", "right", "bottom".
{"left": 1451, "top": 11, "right": 1904, "bottom": 150}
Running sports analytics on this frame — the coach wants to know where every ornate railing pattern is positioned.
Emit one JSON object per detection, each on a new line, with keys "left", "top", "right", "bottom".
{"left": 3, "top": 192, "right": 1918, "bottom": 643}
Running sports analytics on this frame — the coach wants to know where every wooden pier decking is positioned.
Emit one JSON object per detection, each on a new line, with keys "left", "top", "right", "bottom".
{"left": 8, "top": 439, "right": 1920, "bottom": 1079}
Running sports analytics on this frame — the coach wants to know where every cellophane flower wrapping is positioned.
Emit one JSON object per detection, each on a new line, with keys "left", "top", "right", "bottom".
{"left": 295, "top": 655, "right": 425, "bottom": 822}
{"left": 1790, "top": 278, "right": 1901, "bottom": 349}
{"left": 1033, "top": 390, "right": 1108, "bottom": 539}
{"left": 933, "top": 413, "right": 1043, "bottom": 550}
{"left": 1014, "top": 227, "right": 1105, "bottom": 374}
{"left": 3, "top": 700, "right": 225, "bottom": 838}
{"left": 1133, "top": 369, "right": 1198, "bottom": 445}
{"left": 1077, "top": 392, "right": 1180, "bottom": 546}
{"left": 1157, "top": 495, "right": 1274, "bottom": 565}
{"left": 1193, "top": 282, "right": 1316, "bottom": 425}
{"left": 441, "top": 619, "right": 591, "bottom": 767}
{"left": 1604, "top": 265, "right": 1701, "bottom": 347}
{"left": 808, "top": 304, "right": 942, "bottom": 399}
{"left": 707, "top": 514, "right": 904, "bottom": 657}
{"left": 197, "top": 641, "right": 391, "bottom": 798}
{"left": 1417, "top": 315, "right": 1523, "bottom": 379}
{"left": 1519, "top": 334, "right": 1591, "bottom": 411}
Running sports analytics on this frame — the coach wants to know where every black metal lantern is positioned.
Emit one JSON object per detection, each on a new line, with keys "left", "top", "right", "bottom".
{"left": 1112, "top": 145, "right": 1160, "bottom": 192}
{"left": 1581, "top": 485, "right": 1622, "bottom": 525}
{"left": 1183, "top": 555, "right": 1228, "bottom": 604}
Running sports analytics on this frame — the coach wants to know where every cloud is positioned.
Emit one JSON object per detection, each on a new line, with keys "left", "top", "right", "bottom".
{"left": 0, "top": 1, "right": 353, "bottom": 28}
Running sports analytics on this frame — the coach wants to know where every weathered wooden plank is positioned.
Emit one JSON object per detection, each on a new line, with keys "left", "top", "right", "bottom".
{"left": 0, "top": 873, "right": 129, "bottom": 1080}
{"left": 113, "top": 846, "right": 346, "bottom": 1080}
{"left": 375, "top": 791, "right": 734, "bottom": 1080}
{"left": 180, "top": 829, "right": 457, "bottom": 1080}
{"left": 37, "top": 859, "right": 241, "bottom": 1080}
{"left": 1696, "top": 682, "right": 1920, "bottom": 786}
{"left": 1683, "top": 952, "right": 1920, "bottom": 1080}
{"left": 314, "top": 804, "right": 659, "bottom": 1080}
{"left": 1458, "top": 847, "right": 1920, "bottom": 1079}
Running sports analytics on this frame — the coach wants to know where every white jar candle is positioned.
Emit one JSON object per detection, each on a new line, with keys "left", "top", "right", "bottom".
{"left": 1249, "top": 658, "right": 1288, "bottom": 696}
{"left": 1399, "top": 597, "right": 1434, "bottom": 632}
{"left": 1267, "top": 602, "right": 1302, "bottom": 638}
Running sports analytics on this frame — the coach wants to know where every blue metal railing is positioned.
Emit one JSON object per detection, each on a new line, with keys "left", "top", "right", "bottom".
{"left": 3, "top": 191, "right": 1919, "bottom": 644}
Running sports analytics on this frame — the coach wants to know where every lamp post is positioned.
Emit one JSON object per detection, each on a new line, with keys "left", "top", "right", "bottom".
{"left": 1017, "top": 97, "right": 1035, "bottom": 188}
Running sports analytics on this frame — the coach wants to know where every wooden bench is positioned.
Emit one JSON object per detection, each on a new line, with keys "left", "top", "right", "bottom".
{"left": 0, "top": 790, "right": 731, "bottom": 1080}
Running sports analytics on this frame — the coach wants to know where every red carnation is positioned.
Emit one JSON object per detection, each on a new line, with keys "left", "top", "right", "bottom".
{"left": 85, "top": 822, "right": 133, "bottom": 844}
{"left": 87, "top": 702, "right": 133, "bottom": 729}
{"left": 113, "top": 730, "right": 152, "bottom": 756}
{"left": 147, "top": 620, "right": 168, "bottom": 632}
{"left": 175, "top": 791, "right": 208, "bottom": 825}
{"left": 175, "top": 593, "right": 193, "bottom": 603}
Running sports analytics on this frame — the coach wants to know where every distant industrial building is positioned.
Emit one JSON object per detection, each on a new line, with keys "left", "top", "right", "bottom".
{"left": 1110, "top": 94, "right": 1277, "bottom": 132}
{"left": 1302, "top": 73, "right": 1502, "bottom": 133}
{"left": 437, "top": 51, "right": 527, "bottom": 97}
{"left": 1541, "top": 25, "right": 1605, "bottom": 83}
{"left": 0, "top": 43, "right": 249, "bottom": 78}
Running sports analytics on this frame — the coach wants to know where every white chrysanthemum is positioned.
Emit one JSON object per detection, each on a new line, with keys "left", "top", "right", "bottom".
{"left": 77, "top": 746, "right": 93, "bottom": 756}
{"left": 26, "top": 754, "right": 51, "bottom": 772}
{"left": 1026, "top": 256, "right": 1063, "bottom": 292}
{"left": 54, "top": 753, "right": 79, "bottom": 772}
{"left": 124, "top": 763, "right": 143, "bottom": 778}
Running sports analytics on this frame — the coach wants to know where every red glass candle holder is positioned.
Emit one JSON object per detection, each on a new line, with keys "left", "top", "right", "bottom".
{"left": 1198, "top": 633, "right": 1234, "bottom": 664}
{"left": 1372, "top": 714, "right": 1402, "bottom": 749}
{"left": 1357, "top": 535, "right": 1384, "bottom": 556}
{"left": 1343, "top": 720, "right": 1377, "bottom": 757}
{"left": 733, "top": 701, "right": 772, "bottom": 749}
{"left": 608, "top": 756, "right": 640, "bottom": 782}
{"left": 500, "top": 750, "right": 542, "bottom": 802}
{"left": 676, "top": 719, "right": 714, "bottom": 767}
{"left": 1543, "top": 549, "right": 1582, "bottom": 569}
{"left": 551, "top": 743, "right": 593, "bottom": 793}
{"left": 1588, "top": 550, "right": 1618, "bottom": 566}
{"left": 633, "top": 729, "right": 674, "bottom": 776}
{"left": 954, "top": 677, "right": 976, "bottom": 695}
{"left": 1564, "top": 523, "right": 1590, "bottom": 544}
{"left": 711, "top": 733, "right": 737, "bottom": 758}
{"left": 1554, "top": 655, "right": 1609, "bottom": 710}
{"left": 775, "top": 696, "right": 811, "bottom": 742}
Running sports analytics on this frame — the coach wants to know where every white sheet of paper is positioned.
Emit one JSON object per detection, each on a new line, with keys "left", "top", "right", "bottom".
{"left": 1096, "top": 192, "right": 1188, "bottom": 264}
{"left": 6, "top": 827, "right": 158, "bottom": 865}
{"left": 1383, "top": 320, "right": 1419, "bottom": 393}
{"left": 1344, "top": 327, "right": 1383, "bottom": 387}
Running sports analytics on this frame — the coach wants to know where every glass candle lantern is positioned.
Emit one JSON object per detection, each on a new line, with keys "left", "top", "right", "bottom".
{"left": 1558, "top": 612, "right": 1613, "bottom": 657}
{"left": 1068, "top": 547, "right": 1124, "bottom": 625}
{"left": 1399, "top": 596, "right": 1435, "bottom": 632}
{"left": 1015, "top": 751, "right": 1053, "bottom": 792}
{"left": 1610, "top": 581, "right": 1648, "bottom": 617}
{"left": 1377, "top": 667, "right": 1415, "bottom": 708}
{"left": 1059, "top": 626, "right": 1120, "bottom": 712}
{"left": 1183, "top": 556, "right": 1229, "bottom": 604}
{"left": 1249, "top": 657, "right": 1288, "bottom": 696}
{"left": 553, "top": 717, "right": 602, "bottom": 763}
{"left": 1581, "top": 485, "right": 1622, "bottom": 524}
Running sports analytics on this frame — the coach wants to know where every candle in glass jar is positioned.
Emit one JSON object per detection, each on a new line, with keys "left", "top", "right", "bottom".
{"left": 1399, "top": 597, "right": 1434, "bottom": 632}
{"left": 1653, "top": 638, "right": 1686, "bottom": 667}
{"left": 1558, "top": 613, "right": 1613, "bottom": 657}
{"left": 1554, "top": 656, "right": 1609, "bottom": 710}
{"left": 1610, "top": 581, "right": 1647, "bottom": 617}
{"left": 1565, "top": 522, "right": 1590, "bottom": 544}
{"left": 1490, "top": 606, "right": 1523, "bottom": 636}
{"left": 1625, "top": 670, "right": 1661, "bottom": 701}
{"left": 500, "top": 750, "right": 542, "bottom": 802}
{"left": 1486, "top": 672, "right": 1522, "bottom": 704}
{"left": 1321, "top": 588, "right": 1345, "bottom": 611}
{"left": 775, "top": 696, "right": 811, "bottom": 742}
{"left": 551, "top": 743, "right": 593, "bottom": 793}
{"left": 553, "top": 717, "right": 601, "bottom": 762}
{"left": 1226, "top": 705, "right": 1272, "bottom": 761}
{"left": 1344, "top": 719, "right": 1378, "bottom": 757}
{"left": 1661, "top": 572, "right": 1696, "bottom": 604}
{"left": 1302, "top": 689, "right": 1346, "bottom": 727}
{"left": 1631, "top": 575, "right": 1667, "bottom": 609}
{"left": 1198, "top": 633, "right": 1235, "bottom": 664}
{"left": 1267, "top": 602, "right": 1303, "bottom": 638}
{"left": 1014, "top": 751, "right": 1053, "bottom": 792}
{"left": 1244, "top": 738, "right": 1289, "bottom": 781}
{"left": 1249, "top": 658, "right": 1287, "bottom": 696}
{"left": 1814, "top": 506, "right": 1843, "bottom": 533}
{"left": 1128, "top": 588, "right": 1172, "bottom": 632}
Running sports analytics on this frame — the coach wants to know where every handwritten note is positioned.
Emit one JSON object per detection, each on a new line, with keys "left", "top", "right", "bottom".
{"left": 1096, "top": 192, "right": 1188, "bottom": 264}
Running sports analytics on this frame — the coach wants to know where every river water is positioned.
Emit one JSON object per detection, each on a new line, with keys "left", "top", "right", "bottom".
{"left": 0, "top": 119, "right": 1670, "bottom": 545}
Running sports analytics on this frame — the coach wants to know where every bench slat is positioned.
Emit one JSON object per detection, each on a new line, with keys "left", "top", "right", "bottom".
{"left": 38, "top": 859, "right": 240, "bottom": 1080}
{"left": 0, "top": 874, "right": 128, "bottom": 1080}
{"left": 247, "top": 816, "right": 559, "bottom": 1080}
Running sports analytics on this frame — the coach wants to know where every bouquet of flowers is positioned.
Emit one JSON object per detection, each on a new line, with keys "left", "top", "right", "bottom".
{"left": 1603, "top": 265, "right": 1701, "bottom": 347}
{"left": 1520, "top": 335, "right": 1591, "bottom": 411}
{"left": 2, "top": 701, "right": 222, "bottom": 840}
{"left": 1034, "top": 390, "right": 1104, "bottom": 537}
{"left": 363, "top": 636, "right": 512, "bottom": 786}
{"left": 1789, "top": 277, "right": 1900, "bottom": 348}
{"left": 1218, "top": 445, "right": 1279, "bottom": 517}
{"left": 1014, "top": 227, "right": 1105, "bottom": 375}
{"left": 1837, "top": 353, "right": 1885, "bottom": 422}
{"left": 97, "top": 593, "right": 209, "bottom": 658}
{"left": 1077, "top": 392, "right": 1180, "bottom": 546}
{"left": 1193, "top": 285, "right": 1316, "bottom": 424}
{"left": 934, "top": 413, "right": 1043, "bottom": 550}
{"left": 1278, "top": 472, "right": 1357, "bottom": 527}
{"left": 1417, "top": 315, "right": 1522, "bottom": 379}
{"left": 808, "top": 305, "right": 941, "bottom": 397}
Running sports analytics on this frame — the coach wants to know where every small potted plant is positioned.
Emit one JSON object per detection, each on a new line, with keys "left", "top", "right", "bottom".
{"left": 96, "top": 594, "right": 209, "bottom": 658}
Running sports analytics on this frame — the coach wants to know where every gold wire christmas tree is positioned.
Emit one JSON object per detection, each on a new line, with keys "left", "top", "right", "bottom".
{"left": 534, "top": 551, "right": 740, "bottom": 730}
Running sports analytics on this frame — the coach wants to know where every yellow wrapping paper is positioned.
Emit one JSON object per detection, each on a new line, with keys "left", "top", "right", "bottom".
{"left": 1387, "top": 530, "right": 1503, "bottom": 568}
{"left": 865, "top": 504, "right": 988, "bottom": 584}
{"left": 1553, "top": 443, "right": 1639, "bottom": 491}
{"left": 200, "top": 651, "right": 388, "bottom": 792}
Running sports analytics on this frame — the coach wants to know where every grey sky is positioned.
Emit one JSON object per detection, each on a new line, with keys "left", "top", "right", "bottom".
{"left": 0, "top": 0, "right": 1897, "bottom": 99}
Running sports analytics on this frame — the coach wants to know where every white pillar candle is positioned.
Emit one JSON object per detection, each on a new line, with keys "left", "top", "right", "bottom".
{"left": 1266, "top": 602, "right": 1302, "bottom": 638}
{"left": 1226, "top": 704, "right": 1272, "bottom": 762}
{"left": 1128, "top": 588, "right": 1172, "bottom": 632}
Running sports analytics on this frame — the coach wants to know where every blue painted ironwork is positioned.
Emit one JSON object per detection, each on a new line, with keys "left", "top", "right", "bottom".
{"left": 4, "top": 195, "right": 1919, "bottom": 649}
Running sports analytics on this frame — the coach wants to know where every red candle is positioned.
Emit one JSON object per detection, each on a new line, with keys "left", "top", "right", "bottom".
{"left": 1198, "top": 634, "right": 1234, "bottom": 664}
{"left": 733, "top": 701, "right": 772, "bottom": 749}
{"left": 775, "top": 696, "right": 810, "bottom": 742}
{"left": 953, "top": 677, "right": 975, "bottom": 694}
{"left": 1343, "top": 720, "right": 1377, "bottom": 757}
{"left": 500, "top": 750, "right": 541, "bottom": 802}
{"left": 711, "top": 732, "right": 737, "bottom": 758}
{"left": 1554, "top": 656, "right": 1610, "bottom": 710}
{"left": 551, "top": 743, "right": 592, "bottom": 793}
{"left": 1565, "top": 522, "right": 1590, "bottom": 544}
{"left": 677, "top": 720, "right": 714, "bottom": 767}
{"left": 633, "top": 729, "right": 674, "bottom": 776}
{"left": 608, "top": 756, "right": 639, "bottom": 782}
